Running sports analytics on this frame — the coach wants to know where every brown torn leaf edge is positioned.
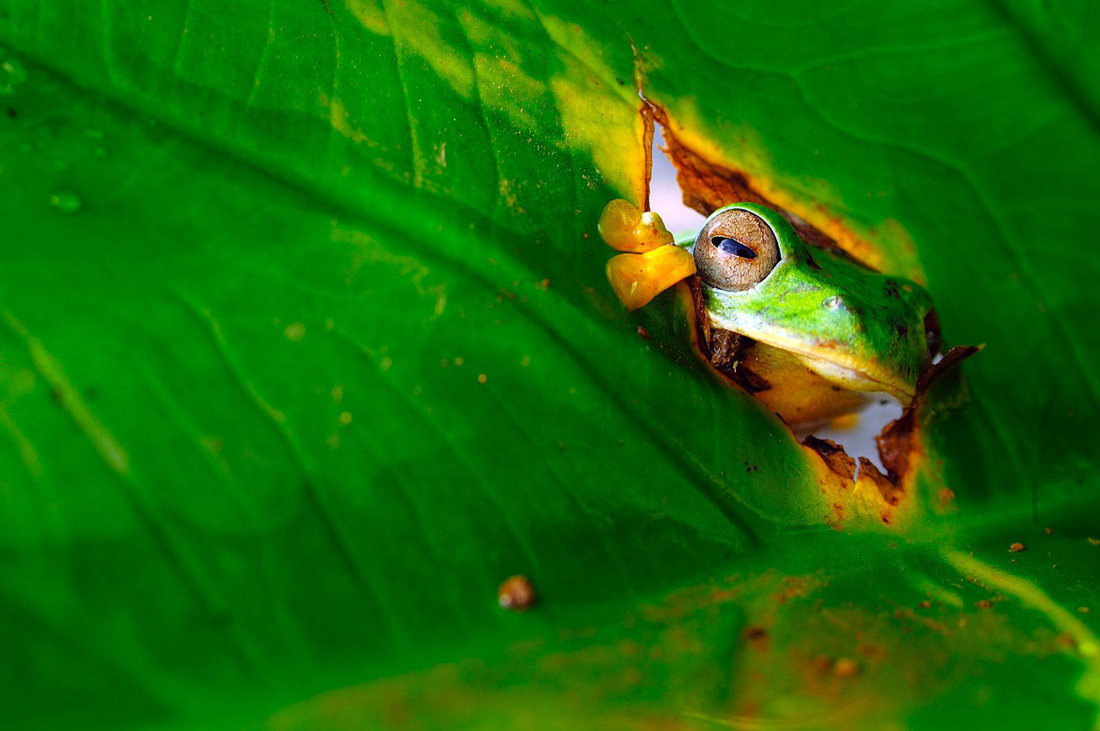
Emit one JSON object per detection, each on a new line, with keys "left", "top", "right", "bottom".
{"left": 639, "top": 97, "right": 983, "bottom": 514}
{"left": 640, "top": 103, "right": 655, "bottom": 212}
{"left": 802, "top": 436, "right": 857, "bottom": 483}
{"left": 647, "top": 103, "right": 872, "bottom": 269}
{"left": 873, "top": 345, "right": 983, "bottom": 485}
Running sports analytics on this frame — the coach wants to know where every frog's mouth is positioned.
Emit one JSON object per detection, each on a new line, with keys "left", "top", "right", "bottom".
{"left": 711, "top": 322, "right": 917, "bottom": 404}
{"left": 691, "top": 280, "right": 920, "bottom": 408}
{"left": 716, "top": 318, "right": 918, "bottom": 404}
{"left": 782, "top": 346, "right": 917, "bottom": 403}
{"left": 725, "top": 305, "right": 944, "bottom": 405}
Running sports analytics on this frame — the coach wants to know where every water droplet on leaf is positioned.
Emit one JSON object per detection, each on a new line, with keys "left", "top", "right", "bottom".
{"left": 48, "top": 191, "right": 82, "bottom": 214}
{"left": 0, "top": 49, "right": 27, "bottom": 96}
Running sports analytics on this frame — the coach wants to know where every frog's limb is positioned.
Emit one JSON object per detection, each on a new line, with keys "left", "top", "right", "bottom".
{"left": 598, "top": 199, "right": 674, "bottom": 252}
{"left": 606, "top": 247, "right": 696, "bottom": 311}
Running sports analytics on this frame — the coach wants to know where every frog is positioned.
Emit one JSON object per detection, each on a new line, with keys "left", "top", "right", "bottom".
{"left": 599, "top": 199, "right": 942, "bottom": 426}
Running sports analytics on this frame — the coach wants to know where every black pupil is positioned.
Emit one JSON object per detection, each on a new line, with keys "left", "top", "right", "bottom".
{"left": 712, "top": 236, "right": 757, "bottom": 260}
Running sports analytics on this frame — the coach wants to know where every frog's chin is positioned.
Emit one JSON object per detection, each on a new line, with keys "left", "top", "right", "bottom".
{"left": 790, "top": 350, "right": 915, "bottom": 405}
{"left": 703, "top": 307, "right": 920, "bottom": 404}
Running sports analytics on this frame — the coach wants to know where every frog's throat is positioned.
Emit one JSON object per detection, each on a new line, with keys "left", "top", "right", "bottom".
{"left": 794, "top": 350, "right": 915, "bottom": 405}
{"left": 712, "top": 321, "right": 916, "bottom": 404}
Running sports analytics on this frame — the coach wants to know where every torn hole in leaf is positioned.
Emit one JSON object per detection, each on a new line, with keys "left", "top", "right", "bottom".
{"left": 650, "top": 125, "right": 705, "bottom": 234}
{"left": 641, "top": 100, "right": 979, "bottom": 516}
{"left": 801, "top": 401, "right": 902, "bottom": 477}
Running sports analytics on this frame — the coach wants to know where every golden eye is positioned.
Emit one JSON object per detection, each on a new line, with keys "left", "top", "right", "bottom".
{"left": 693, "top": 209, "right": 780, "bottom": 291}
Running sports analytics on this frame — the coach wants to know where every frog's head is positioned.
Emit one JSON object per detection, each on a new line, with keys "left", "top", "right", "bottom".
{"left": 689, "top": 203, "right": 938, "bottom": 404}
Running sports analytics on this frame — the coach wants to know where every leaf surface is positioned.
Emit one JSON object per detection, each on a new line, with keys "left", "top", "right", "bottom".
{"left": 0, "top": 1, "right": 1097, "bottom": 727}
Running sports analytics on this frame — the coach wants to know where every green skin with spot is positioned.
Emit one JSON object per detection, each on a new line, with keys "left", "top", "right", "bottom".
{"left": 677, "top": 203, "right": 935, "bottom": 404}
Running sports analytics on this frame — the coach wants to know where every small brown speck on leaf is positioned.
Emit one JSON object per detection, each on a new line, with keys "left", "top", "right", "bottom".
{"left": 477, "top": 373, "right": 488, "bottom": 384}
{"left": 743, "top": 626, "right": 768, "bottom": 649}
{"left": 636, "top": 326, "right": 649, "bottom": 340}
{"left": 1088, "top": 537, "right": 1100, "bottom": 546}
{"left": 976, "top": 599, "right": 993, "bottom": 609}
{"left": 498, "top": 575, "right": 537, "bottom": 612}
{"left": 1044, "top": 527, "right": 1054, "bottom": 535}
{"left": 1009, "top": 542, "right": 1026, "bottom": 553}
{"left": 918, "top": 600, "right": 932, "bottom": 609}
{"left": 834, "top": 658, "right": 860, "bottom": 678}
{"left": 1079, "top": 607, "right": 1091, "bottom": 614}
{"left": 1057, "top": 633, "right": 1077, "bottom": 650}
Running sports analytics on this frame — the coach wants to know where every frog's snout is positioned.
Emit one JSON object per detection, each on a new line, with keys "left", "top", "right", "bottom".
{"left": 737, "top": 279, "right": 929, "bottom": 403}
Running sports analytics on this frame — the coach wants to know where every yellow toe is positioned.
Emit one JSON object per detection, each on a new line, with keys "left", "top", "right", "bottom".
{"left": 606, "top": 246, "right": 697, "bottom": 310}
{"left": 598, "top": 199, "right": 674, "bottom": 253}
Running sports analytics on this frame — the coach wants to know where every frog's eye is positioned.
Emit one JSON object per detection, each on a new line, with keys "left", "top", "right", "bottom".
{"left": 694, "top": 209, "right": 781, "bottom": 291}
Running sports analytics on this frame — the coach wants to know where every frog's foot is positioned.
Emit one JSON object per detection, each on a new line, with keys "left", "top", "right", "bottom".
{"left": 598, "top": 199, "right": 696, "bottom": 311}
{"left": 828, "top": 413, "right": 861, "bottom": 432}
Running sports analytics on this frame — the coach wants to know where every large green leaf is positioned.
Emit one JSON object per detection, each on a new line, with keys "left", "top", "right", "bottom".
{"left": 0, "top": 0, "right": 1097, "bottom": 728}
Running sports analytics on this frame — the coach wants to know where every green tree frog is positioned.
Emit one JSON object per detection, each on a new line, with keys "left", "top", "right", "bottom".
{"left": 600, "top": 200, "right": 941, "bottom": 426}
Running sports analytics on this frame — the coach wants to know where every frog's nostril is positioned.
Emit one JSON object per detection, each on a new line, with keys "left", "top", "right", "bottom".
{"left": 823, "top": 296, "right": 843, "bottom": 309}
